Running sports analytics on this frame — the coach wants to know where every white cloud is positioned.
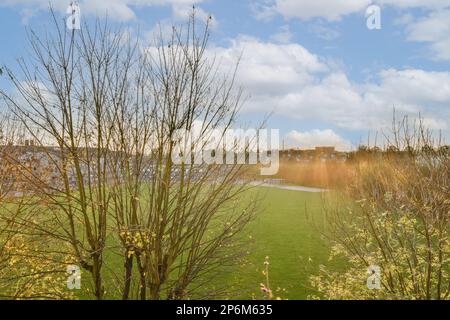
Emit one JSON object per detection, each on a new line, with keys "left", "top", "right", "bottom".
{"left": 81, "top": 0, "right": 136, "bottom": 21}
{"left": 143, "top": 3, "right": 216, "bottom": 43}
{"left": 256, "top": 0, "right": 450, "bottom": 61}
{"left": 210, "top": 37, "right": 328, "bottom": 97}
{"left": 210, "top": 38, "right": 450, "bottom": 131}
{"left": 251, "top": 0, "right": 278, "bottom": 21}
{"left": 3, "top": 0, "right": 449, "bottom": 135}
{"left": 285, "top": 129, "right": 353, "bottom": 151}
{"left": 19, "top": 7, "right": 35, "bottom": 24}
{"left": 171, "top": 3, "right": 217, "bottom": 26}
{"left": 368, "top": 69, "right": 450, "bottom": 105}
{"left": 308, "top": 23, "right": 340, "bottom": 41}
{"left": 270, "top": 25, "right": 293, "bottom": 43}
{"left": 403, "top": 10, "right": 450, "bottom": 61}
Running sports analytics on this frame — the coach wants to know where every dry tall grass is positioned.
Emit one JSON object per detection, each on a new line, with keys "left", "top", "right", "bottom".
{"left": 273, "top": 161, "right": 354, "bottom": 188}
{"left": 312, "top": 119, "right": 449, "bottom": 300}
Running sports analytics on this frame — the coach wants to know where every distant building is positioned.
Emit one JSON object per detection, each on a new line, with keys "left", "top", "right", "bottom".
{"left": 279, "top": 146, "right": 348, "bottom": 163}
{"left": 315, "top": 146, "right": 335, "bottom": 154}
{"left": 0, "top": 142, "right": 111, "bottom": 196}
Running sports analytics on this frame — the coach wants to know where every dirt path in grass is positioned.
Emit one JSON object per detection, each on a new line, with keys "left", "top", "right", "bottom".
{"left": 250, "top": 182, "right": 328, "bottom": 193}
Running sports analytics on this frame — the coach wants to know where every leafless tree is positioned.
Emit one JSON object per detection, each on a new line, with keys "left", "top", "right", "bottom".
{"left": 107, "top": 12, "right": 259, "bottom": 300}
{"left": 0, "top": 12, "right": 127, "bottom": 299}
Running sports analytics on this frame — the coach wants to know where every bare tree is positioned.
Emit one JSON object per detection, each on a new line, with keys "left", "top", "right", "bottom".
{"left": 0, "top": 12, "right": 127, "bottom": 299}
{"left": 108, "top": 12, "right": 259, "bottom": 300}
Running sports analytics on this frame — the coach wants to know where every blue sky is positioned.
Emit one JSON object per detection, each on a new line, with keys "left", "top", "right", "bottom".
{"left": 1, "top": 0, "right": 450, "bottom": 150}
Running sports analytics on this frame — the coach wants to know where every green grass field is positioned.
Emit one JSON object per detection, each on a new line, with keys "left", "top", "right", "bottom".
{"left": 216, "top": 186, "right": 341, "bottom": 300}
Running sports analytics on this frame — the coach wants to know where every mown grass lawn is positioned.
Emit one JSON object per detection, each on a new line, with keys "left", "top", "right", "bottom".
{"left": 73, "top": 186, "right": 343, "bottom": 300}
{"left": 215, "top": 186, "right": 343, "bottom": 300}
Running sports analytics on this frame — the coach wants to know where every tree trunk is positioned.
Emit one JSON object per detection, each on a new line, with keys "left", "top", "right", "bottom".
{"left": 92, "top": 254, "right": 104, "bottom": 300}
{"left": 122, "top": 254, "right": 133, "bottom": 300}
{"left": 136, "top": 254, "right": 147, "bottom": 300}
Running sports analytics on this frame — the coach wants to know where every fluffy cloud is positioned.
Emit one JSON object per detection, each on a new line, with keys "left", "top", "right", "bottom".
{"left": 403, "top": 10, "right": 450, "bottom": 61}
{"left": 388, "top": 3, "right": 450, "bottom": 61}
{"left": 368, "top": 69, "right": 450, "bottom": 105}
{"left": 270, "top": 25, "right": 293, "bottom": 43}
{"left": 307, "top": 23, "right": 340, "bottom": 41}
{"left": 210, "top": 38, "right": 450, "bottom": 131}
{"left": 285, "top": 129, "right": 353, "bottom": 151}
{"left": 210, "top": 37, "right": 328, "bottom": 96}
